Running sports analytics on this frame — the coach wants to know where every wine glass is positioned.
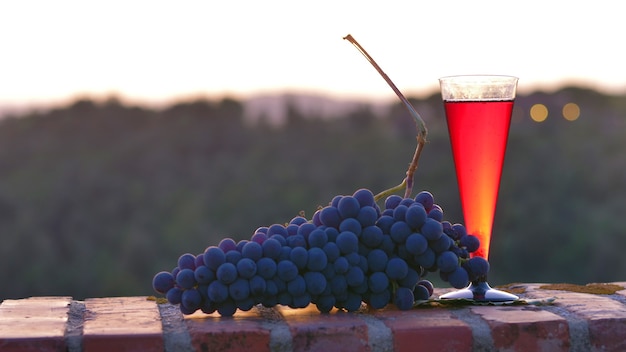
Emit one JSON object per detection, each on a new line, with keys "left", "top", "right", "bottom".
{"left": 438, "top": 75, "right": 519, "bottom": 302}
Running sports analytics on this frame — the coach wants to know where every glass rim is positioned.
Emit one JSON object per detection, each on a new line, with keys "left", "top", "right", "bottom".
{"left": 439, "top": 74, "right": 518, "bottom": 83}
{"left": 439, "top": 75, "right": 518, "bottom": 101}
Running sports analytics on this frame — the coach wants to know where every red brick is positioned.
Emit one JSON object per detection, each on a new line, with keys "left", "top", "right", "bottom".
{"left": 185, "top": 308, "right": 271, "bottom": 352}
{"left": 470, "top": 305, "right": 569, "bottom": 351}
{"left": 525, "top": 283, "right": 626, "bottom": 351}
{"left": 0, "top": 296, "right": 71, "bottom": 352}
{"left": 278, "top": 305, "right": 370, "bottom": 352}
{"left": 374, "top": 307, "right": 473, "bottom": 352}
{"left": 83, "top": 297, "right": 163, "bottom": 352}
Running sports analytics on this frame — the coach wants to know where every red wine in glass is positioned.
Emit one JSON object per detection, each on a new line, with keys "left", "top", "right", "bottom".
{"left": 445, "top": 99, "right": 513, "bottom": 259}
{"left": 439, "top": 75, "right": 519, "bottom": 302}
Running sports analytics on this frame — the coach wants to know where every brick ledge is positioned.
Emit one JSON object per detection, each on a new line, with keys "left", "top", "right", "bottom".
{"left": 1, "top": 282, "right": 626, "bottom": 351}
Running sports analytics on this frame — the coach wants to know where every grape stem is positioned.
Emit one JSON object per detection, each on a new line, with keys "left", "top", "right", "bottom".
{"left": 343, "top": 34, "right": 428, "bottom": 199}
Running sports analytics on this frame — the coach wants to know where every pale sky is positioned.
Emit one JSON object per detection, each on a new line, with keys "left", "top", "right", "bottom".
{"left": 1, "top": 1, "right": 624, "bottom": 109}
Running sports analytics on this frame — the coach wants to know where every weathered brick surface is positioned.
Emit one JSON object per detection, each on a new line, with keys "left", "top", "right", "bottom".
{"left": 471, "top": 305, "right": 570, "bottom": 351}
{"left": 83, "top": 297, "right": 163, "bottom": 352}
{"left": 278, "top": 305, "right": 370, "bottom": 352}
{"left": 524, "top": 283, "right": 626, "bottom": 352}
{"left": 3, "top": 283, "right": 626, "bottom": 351}
{"left": 0, "top": 296, "right": 71, "bottom": 352}
{"left": 375, "top": 306, "right": 473, "bottom": 352}
{"left": 185, "top": 308, "right": 271, "bottom": 352}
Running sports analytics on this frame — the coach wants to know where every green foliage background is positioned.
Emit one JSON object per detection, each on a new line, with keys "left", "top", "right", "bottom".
{"left": 1, "top": 87, "right": 624, "bottom": 300}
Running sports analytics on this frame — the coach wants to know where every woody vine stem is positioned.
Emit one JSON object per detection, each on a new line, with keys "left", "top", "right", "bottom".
{"left": 343, "top": 34, "right": 428, "bottom": 201}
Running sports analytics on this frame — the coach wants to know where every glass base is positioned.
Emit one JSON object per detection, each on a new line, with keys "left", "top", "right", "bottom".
{"left": 439, "top": 281, "right": 519, "bottom": 302}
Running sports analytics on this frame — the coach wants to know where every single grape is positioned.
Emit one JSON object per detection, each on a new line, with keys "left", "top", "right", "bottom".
{"left": 216, "top": 299, "right": 237, "bottom": 317}
{"left": 322, "top": 242, "right": 340, "bottom": 262}
{"left": 256, "top": 257, "right": 277, "bottom": 279}
{"left": 460, "top": 234, "right": 480, "bottom": 253}
{"left": 287, "top": 275, "right": 307, "bottom": 296}
{"left": 218, "top": 238, "right": 237, "bottom": 253}
{"left": 237, "top": 296, "right": 256, "bottom": 311}
{"left": 194, "top": 265, "right": 214, "bottom": 284}
{"left": 405, "top": 233, "right": 428, "bottom": 255}
{"left": 417, "top": 280, "right": 434, "bottom": 296}
{"left": 304, "top": 271, "right": 327, "bottom": 296}
{"left": 208, "top": 280, "right": 229, "bottom": 303}
{"left": 368, "top": 271, "right": 390, "bottom": 293}
{"left": 339, "top": 218, "right": 362, "bottom": 236}
{"left": 357, "top": 206, "right": 378, "bottom": 227}
{"left": 361, "top": 225, "right": 384, "bottom": 248}
{"left": 353, "top": 188, "right": 375, "bottom": 208}
{"left": 337, "top": 196, "right": 360, "bottom": 219}
{"left": 413, "top": 284, "right": 431, "bottom": 301}
{"left": 367, "top": 249, "right": 388, "bottom": 273}
{"left": 448, "top": 266, "right": 470, "bottom": 289}
{"left": 251, "top": 232, "right": 268, "bottom": 245}
{"left": 315, "top": 294, "right": 336, "bottom": 313}
{"left": 390, "top": 221, "right": 412, "bottom": 244}
{"left": 236, "top": 257, "right": 257, "bottom": 279}
{"left": 436, "top": 251, "right": 459, "bottom": 273}
{"left": 342, "top": 292, "right": 363, "bottom": 312}
{"left": 427, "top": 205, "right": 444, "bottom": 222}
{"left": 178, "top": 253, "right": 196, "bottom": 270}
{"left": 225, "top": 250, "right": 242, "bottom": 264}
{"left": 375, "top": 215, "right": 395, "bottom": 234}
{"left": 319, "top": 206, "right": 341, "bottom": 228}
{"left": 465, "top": 256, "right": 490, "bottom": 280}
{"left": 276, "top": 260, "right": 298, "bottom": 282}
{"left": 346, "top": 266, "right": 365, "bottom": 287}
{"left": 289, "top": 246, "right": 308, "bottom": 270}
{"left": 216, "top": 263, "right": 238, "bottom": 285}
{"left": 307, "top": 228, "right": 328, "bottom": 248}
{"left": 307, "top": 247, "right": 328, "bottom": 272}
{"left": 290, "top": 216, "right": 308, "bottom": 226}
{"left": 261, "top": 238, "right": 282, "bottom": 260}
{"left": 267, "top": 223, "right": 288, "bottom": 238}
{"left": 203, "top": 246, "right": 225, "bottom": 271}
{"left": 152, "top": 271, "right": 175, "bottom": 294}
{"left": 405, "top": 203, "right": 427, "bottom": 230}
{"left": 297, "top": 222, "right": 317, "bottom": 239}
{"left": 421, "top": 218, "right": 443, "bottom": 241}
{"left": 414, "top": 191, "right": 434, "bottom": 211}
{"left": 166, "top": 286, "right": 183, "bottom": 305}
{"left": 394, "top": 287, "right": 414, "bottom": 311}
{"left": 333, "top": 256, "right": 350, "bottom": 274}
{"left": 384, "top": 195, "right": 403, "bottom": 210}
{"left": 386, "top": 257, "right": 409, "bottom": 281}
{"left": 249, "top": 275, "right": 267, "bottom": 296}
{"left": 392, "top": 204, "right": 408, "bottom": 222}
{"left": 291, "top": 293, "right": 311, "bottom": 309}
{"left": 330, "top": 275, "right": 348, "bottom": 296}
{"left": 325, "top": 227, "right": 339, "bottom": 242}
{"left": 242, "top": 241, "right": 263, "bottom": 261}
{"left": 176, "top": 268, "right": 197, "bottom": 289}
{"left": 181, "top": 288, "right": 202, "bottom": 311}
{"left": 368, "top": 289, "right": 391, "bottom": 309}
{"left": 336, "top": 231, "right": 359, "bottom": 255}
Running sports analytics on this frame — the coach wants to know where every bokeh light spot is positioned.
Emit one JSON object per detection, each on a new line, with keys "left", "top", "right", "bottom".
{"left": 530, "top": 104, "right": 548, "bottom": 122}
{"left": 562, "top": 103, "right": 580, "bottom": 121}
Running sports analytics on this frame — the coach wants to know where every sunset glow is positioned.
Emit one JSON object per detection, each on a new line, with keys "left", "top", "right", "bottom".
{"left": 1, "top": 1, "right": 624, "bottom": 111}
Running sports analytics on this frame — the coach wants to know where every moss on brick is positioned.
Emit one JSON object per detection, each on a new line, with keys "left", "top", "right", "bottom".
{"left": 539, "top": 283, "right": 624, "bottom": 294}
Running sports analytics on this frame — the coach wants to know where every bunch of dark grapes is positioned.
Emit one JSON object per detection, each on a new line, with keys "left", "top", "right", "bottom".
{"left": 152, "top": 188, "right": 489, "bottom": 316}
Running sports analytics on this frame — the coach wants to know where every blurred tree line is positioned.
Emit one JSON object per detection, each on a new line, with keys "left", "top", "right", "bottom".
{"left": 0, "top": 86, "right": 624, "bottom": 300}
